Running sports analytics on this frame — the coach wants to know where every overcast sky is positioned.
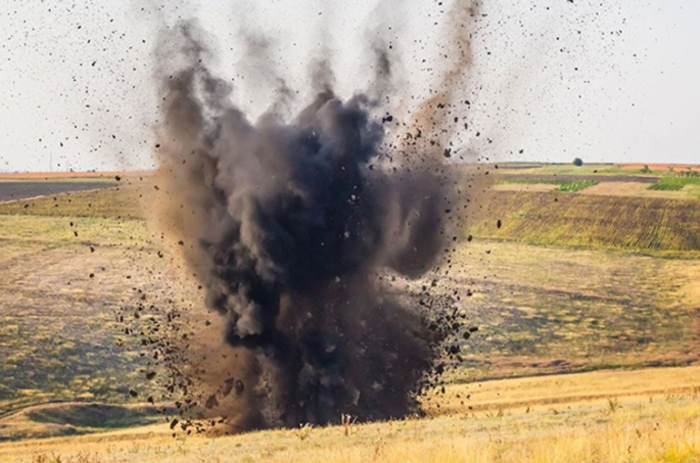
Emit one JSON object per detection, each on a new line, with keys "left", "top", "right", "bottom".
{"left": 0, "top": 0, "right": 698, "bottom": 172}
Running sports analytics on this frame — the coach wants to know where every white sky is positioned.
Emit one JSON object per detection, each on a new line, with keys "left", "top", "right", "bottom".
{"left": 0, "top": 0, "right": 698, "bottom": 172}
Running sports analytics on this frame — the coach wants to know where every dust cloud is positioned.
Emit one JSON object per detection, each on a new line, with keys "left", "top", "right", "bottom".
{"left": 146, "top": 0, "right": 484, "bottom": 431}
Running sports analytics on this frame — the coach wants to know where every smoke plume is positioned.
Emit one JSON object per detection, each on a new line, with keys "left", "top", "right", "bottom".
{"left": 150, "top": 1, "right": 480, "bottom": 430}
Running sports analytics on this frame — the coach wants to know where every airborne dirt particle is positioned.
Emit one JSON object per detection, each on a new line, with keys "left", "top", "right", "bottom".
{"left": 132, "top": 0, "right": 487, "bottom": 433}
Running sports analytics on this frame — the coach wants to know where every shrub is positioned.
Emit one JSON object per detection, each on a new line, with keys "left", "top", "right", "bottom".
{"left": 573, "top": 158, "right": 583, "bottom": 167}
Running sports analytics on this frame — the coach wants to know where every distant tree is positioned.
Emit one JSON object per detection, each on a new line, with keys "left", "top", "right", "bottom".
{"left": 573, "top": 158, "right": 584, "bottom": 167}
{"left": 641, "top": 165, "right": 651, "bottom": 174}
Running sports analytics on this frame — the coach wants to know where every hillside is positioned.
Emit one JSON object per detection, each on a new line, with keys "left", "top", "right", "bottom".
{"left": 471, "top": 190, "right": 700, "bottom": 252}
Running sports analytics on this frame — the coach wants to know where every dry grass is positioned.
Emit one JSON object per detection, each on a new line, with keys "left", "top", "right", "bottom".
{"left": 0, "top": 186, "right": 145, "bottom": 219}
{"left": 0, "top": 214, "right": 175, "bottom": 415}
{"left": 2, "top": 367, "right": 699, "bottom": 463}
{"left": 2, "top": 176, "right": 700, "bottom": 461}
{"left": 448, "top": 240, "right": 700, "bottom": 380}
{"left": 470, "top": 190, "right": 700, "bottom": 251}
{"left": 431, "top": 366, "right": 700, "bottom": 414}
{"left": 2, "top": 195, "right": 700, "bottom": 416}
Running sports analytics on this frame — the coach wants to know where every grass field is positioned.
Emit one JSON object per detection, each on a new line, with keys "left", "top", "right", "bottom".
{"left": 470, "top": 190, "right": 700, "bottom": 251}
{"left": 448, "top": 240, "right": 700, "bottom": 380}
{"left": 0, "top": 213, "right": 164, "bottom": 415}
{"left": 2, "top": 367, "right": 699, "bottom": 462}
{"left": 1, "top": 188, "right": 699, "bottom": 410}
{"left": 1, "top": 171, "right": 699, "bottom": 460}
{"left": 0, "top": 185, "right": 145, "bottom": 219}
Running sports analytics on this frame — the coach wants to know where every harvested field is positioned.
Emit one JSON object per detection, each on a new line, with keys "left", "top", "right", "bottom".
{"left": 0, "top": 182, "right": 116, "bottom": 203}
{"left": 470, "top": 190, "right": 700, "bottom": 251}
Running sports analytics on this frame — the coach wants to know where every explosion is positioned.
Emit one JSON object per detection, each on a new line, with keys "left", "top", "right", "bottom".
{"left": 148, "top": 0, "right": 482, "bottom": 431}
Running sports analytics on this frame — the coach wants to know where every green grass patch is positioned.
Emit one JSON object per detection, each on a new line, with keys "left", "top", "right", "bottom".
{"left": 556, "top": 180, "right": 598, "bottom": 192}
{"left": 649, "top": 177, "right": 700, "bottom": 191}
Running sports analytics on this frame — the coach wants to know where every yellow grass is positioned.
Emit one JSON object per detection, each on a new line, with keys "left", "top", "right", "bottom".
{"left": 3, "top": 366, "right": 700, "bottom": 462}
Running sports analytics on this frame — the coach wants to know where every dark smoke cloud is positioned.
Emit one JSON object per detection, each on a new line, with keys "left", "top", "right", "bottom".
{"left": 151, "top": 2, "right": 479, "bottom": 430}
